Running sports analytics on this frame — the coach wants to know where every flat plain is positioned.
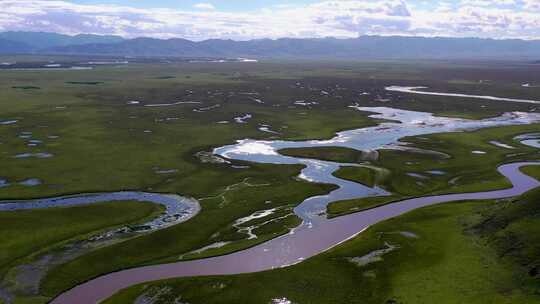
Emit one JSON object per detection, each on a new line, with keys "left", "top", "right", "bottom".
{"left": 1, "top": 57, "right": 540, "bottom": 304}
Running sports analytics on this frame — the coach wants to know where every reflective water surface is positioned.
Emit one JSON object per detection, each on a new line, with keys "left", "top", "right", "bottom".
{"left": 50, "top": 162, "right": 540, "bottom": 304}
{"left": 49, "top": 107, "right": 540, "bottom": 304}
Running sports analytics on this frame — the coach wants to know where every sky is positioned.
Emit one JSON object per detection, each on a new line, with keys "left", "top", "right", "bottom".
{"left": 1, "top": 0, "right": 540, "bottom": 40}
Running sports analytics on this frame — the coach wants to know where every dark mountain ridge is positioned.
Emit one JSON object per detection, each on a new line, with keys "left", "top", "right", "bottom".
{"left": 1, "top": 31, "right": 539, "bottom": 59}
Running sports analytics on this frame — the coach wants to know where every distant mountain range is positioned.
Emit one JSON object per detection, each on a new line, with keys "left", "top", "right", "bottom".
{"left": 0, "top": 31, "right": 124, "bottom": 50}
{"left": 1, "top": 31, "right": 540, "bottom": 60}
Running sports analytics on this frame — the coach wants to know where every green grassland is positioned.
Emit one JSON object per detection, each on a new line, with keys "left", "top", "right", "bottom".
{"left": 0, "top": 201, "right": 162, "bottom": 273}
{"left": 103, "top": 187, "right": 540, "bottom": 304}
{"left": 0, "top": 201, "right": 162, "bottom": 304}
{"left": 1, "top": 57, "right": 539, "bottom": 302}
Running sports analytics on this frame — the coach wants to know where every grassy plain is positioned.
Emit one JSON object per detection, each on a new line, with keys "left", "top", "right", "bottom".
{"left": 1, "top": 57, "right": 539, "bottom": 301}
{"left": 0, "top": 201, "right": 162, "bottom": 304}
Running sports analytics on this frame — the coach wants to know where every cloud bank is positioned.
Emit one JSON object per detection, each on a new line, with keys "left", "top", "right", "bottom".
{"left": 0, "top": 0, "right": 539, "bottom": 40}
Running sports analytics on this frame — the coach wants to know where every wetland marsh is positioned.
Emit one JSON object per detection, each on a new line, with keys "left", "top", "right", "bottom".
{"left": 1, "top": 58, "right": 540, "bottom": 304}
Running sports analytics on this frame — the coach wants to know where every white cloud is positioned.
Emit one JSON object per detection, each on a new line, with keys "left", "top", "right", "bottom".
{"left": 524, "top": 0, "right": 540, "bottom": 10}
{"left": 0, "top": 0, "right": 539, "bottom": 40}
{"left": 193, "top": 3, "right": 215, "bottom": 10}
{"left": 461, "top": 0, "right": 516, "bottom": 6}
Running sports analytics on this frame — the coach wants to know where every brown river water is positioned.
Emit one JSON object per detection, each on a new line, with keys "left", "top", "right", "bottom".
{"left": 50, "top": 162, "right": 539, "bottom": 304}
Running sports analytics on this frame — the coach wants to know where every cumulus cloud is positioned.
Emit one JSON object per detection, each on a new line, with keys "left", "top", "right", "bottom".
{"left": 524, "top": 0, "right": 540, "bottom": 10}
{"left": 193, "top": 3, "right": 215, "bottom": 10}
{"left": 0, "top": 0, "right": 539, "bottom": 40}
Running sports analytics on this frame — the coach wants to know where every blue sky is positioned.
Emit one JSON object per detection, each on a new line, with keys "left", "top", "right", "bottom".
{"left": 1, "top": 0, "right": 539, "bottom": 40}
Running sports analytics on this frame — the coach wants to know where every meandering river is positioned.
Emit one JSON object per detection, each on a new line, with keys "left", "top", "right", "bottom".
{"left": 216, "top": 106, "right": 540, "bottom": 222}
{"left": 49, "top": 162, "right": 540, "bottom": 304}
{"left": 0, "top": 192, "right": 200, "bottom": 231}
{"left": 40, "top": 106, "right": 540, "bottom": 304}
{"left": 0, "top": 193, "right": 200, "bottom": 304}
{"left": 1, "top": 105, "right": 539, "bottom": 303}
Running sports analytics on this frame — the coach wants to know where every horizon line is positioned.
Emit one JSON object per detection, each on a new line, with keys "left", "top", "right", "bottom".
{"left": 2, "top": 31, "right": 540, "bottom": 43}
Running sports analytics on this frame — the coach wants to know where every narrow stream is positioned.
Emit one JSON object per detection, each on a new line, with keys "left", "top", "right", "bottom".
{"left": 0, "top": 191, "right": 200, "bottom": 233}
{"left": 385, "top": 86, "right": 540, "bottom": 104}
{"left": 515, "top": 133, "right": 540, "bottom": 148}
